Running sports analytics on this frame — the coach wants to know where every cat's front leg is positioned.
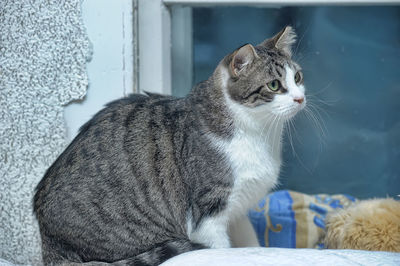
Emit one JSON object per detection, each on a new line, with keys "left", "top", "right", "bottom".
{"left": 229, "top": 214, "right": 260, "bottom": 247}
{"left": 189, "top": 214, "right": 230, "bottom": 248}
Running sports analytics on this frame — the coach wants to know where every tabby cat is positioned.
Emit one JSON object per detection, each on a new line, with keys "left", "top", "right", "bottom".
{"left": 34, "top": 26, "right": 306, "bottom": 265}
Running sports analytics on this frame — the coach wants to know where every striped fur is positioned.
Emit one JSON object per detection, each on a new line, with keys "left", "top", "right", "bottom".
{"left": 34, "top": 26, "right": 305, "bottom": 265}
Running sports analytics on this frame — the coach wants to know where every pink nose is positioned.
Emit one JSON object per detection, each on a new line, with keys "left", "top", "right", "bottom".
{"left": 294, "top": 97, "right": 304, "bottom": 104}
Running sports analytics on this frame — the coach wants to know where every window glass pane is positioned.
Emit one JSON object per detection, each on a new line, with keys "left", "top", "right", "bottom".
{"left": 178, "top": 6, "right": 400, "bottom": 199}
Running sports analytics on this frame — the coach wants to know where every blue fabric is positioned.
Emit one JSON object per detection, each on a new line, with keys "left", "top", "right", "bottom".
{"left": 248, "top": 198, "right": 267, "bottom": 247}
{"left": 248, "top": 190, "right": 356, "bottom": 248}
{"left": 268, "top": 191, "right": 296, "bottom": 248}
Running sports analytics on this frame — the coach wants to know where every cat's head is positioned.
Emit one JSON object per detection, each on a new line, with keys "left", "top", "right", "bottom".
{"left": 217, "top": 26, "right": 305, "bottom": 123}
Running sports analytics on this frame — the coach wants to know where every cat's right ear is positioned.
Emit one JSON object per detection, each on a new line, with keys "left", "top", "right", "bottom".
{"left": 260, "top": 26, "right": 297, "bottom": 57}
{"left": 230, "top": 44, "right": 259, "bottom": 78}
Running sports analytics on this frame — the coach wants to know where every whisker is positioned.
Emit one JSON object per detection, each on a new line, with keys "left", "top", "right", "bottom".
{"left": 286, "top": 119, "right": 295, "bottom": 156}
{"left": 304, "top": 107, "right": 325, "bottom": 138}
{"left": 265, "top": 114, "right": 279, "bottom": 146}
{"left": 273, "top": 116, "right": 283, "bottom": 155}
{"left": 306, "top": 96, "right": 338, "bottom": 109}
{"left": 290, "top": 116, "right": 303, "bottom": 146}
{"left": 306, "top": 81, "right": 336, "bottom": 98}
{"left": 259, "top": 113, "right": 273, "bottom": 139}
{"left": 284, "top": 116, "right": 313, "bottom": 174}
{"left": 306, "top": 100, "right": 331, "bottom": 119}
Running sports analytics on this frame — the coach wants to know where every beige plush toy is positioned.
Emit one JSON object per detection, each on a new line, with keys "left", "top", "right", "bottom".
{"left": 324, "top": 198, "right": 400, "bottom": 252}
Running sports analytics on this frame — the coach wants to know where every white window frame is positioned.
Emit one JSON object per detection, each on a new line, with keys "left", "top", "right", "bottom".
{"left": 137, "top": 0, "right": 399, "bottom": 95}
{"left": 65, "top": 0, "right": 138, "bottom": 140}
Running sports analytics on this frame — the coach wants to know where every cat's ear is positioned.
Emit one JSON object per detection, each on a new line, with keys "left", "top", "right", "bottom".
{"left": 230, "top": 44, "right": 259, "bottom": 77}
{"left": 261, "top": 26, "right": 297, "bottom": 57}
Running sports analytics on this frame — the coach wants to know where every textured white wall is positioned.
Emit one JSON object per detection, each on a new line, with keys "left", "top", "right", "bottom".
{"left": 0, "top": 0, "right": 135, "bottom": 264}
{"left": 0, "top": 0, "right": 91, "bottom": 264}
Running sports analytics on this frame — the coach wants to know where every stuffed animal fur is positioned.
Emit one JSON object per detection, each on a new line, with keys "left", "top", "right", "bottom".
{"left": 324, "top": 198, "right": 400, "bottom": 252}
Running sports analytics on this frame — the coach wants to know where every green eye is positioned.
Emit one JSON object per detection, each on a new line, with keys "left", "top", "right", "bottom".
{"left": 267, "top": 80, "right": 280, "bottom": 91}
{"left": 295, "top": 71, "right": 302, "bottom": 84}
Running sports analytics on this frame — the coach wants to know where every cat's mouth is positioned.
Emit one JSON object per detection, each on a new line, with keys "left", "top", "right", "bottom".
{"left": 276, "top": 99, "right": 306, "bottom": 119}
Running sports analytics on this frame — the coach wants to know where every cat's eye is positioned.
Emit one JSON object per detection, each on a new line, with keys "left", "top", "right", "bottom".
{"left": 267, "top": 80, "right": 280, "bottom": 91}
{"left": 295, "top": 71, "right": 303, "bottom": 84}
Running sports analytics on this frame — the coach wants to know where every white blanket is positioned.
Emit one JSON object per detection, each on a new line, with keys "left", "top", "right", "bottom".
{"left": 161, "top": 248, "right": 400, "bottom": 266}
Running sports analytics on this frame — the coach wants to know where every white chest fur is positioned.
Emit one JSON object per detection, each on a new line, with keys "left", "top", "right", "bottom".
{"left": 219, "top": 125, "right": 282, "bottom": 218}
{"left": 189, "top": 126, "right": 283, "bottom": 248}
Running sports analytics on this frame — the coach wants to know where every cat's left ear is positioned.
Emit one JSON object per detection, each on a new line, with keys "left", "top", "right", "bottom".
{"left": 262, "top": 26, "right": 297, "bottom": 57}
{"left": 230, "top": 44, "right": 259, "bottom": 77}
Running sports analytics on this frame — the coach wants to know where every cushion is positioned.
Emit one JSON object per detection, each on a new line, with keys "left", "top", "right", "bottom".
{"left": 248, "top": 190, "right": 356, "bottom": 248}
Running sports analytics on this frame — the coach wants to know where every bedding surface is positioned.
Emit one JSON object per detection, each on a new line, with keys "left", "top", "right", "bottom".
{"left": 1, "top": 247, "right": 398, "bottom": 265}
{"left": 161, "top": 248, "right": 400, "bottom": 266}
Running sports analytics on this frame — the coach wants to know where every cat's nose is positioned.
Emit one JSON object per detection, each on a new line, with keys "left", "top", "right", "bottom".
{"left": 294, "top": 97, "right": 304, "bottom": 104}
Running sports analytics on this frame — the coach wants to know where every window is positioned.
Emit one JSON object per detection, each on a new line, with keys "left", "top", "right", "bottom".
{"left": 140, "top": 0, "right": 400, "bottom": 198}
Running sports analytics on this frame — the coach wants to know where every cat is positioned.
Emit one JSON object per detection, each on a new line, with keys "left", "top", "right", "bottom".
{"left": 324, "top": 198, "right": 400, "bottom": 252}
{"left": 33, "top": 26, "right": 306, "bottom": 265}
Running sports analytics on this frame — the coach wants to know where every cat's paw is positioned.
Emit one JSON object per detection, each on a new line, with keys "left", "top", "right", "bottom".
{"left": 189, "top": 215, "right": 231, "bottom": 248}
{"left": 208, "top": 237, "right": 231, "bottom": 249}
